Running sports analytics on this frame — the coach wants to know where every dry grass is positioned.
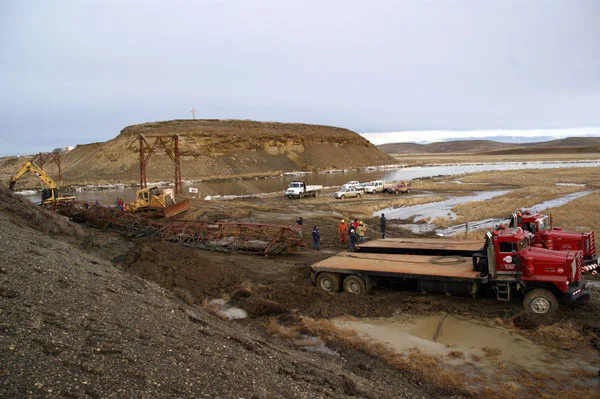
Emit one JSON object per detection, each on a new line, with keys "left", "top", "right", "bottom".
{"left": 447, "top": 350, "right": 464, "bottom": 359}
{"left": 481, "top": 347, "right": 502, "bottom": 358}
{"left": 391, "top": 153, "right": 600, "bottom": 166}
{"left": 431, "top": 185, "right": 585, "bottom": 229}
{"left": 263, "top": 318, "right": 301, "bottom": 339}
{"left": 418, "top": 167, "right": 600, "bottom": 242}
{"left": 530, "top": 322, "right": 586, "bottom": 349}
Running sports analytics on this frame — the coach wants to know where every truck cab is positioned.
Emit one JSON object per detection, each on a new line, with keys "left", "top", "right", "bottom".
{"left": 509, "top": 210, "right": 597, "bottom": 265}
{"left": 476, "top": 226, "right": 590, "bottom": 313}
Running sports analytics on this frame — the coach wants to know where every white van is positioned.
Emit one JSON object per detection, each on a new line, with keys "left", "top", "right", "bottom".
{"left": 364, "top": 180, "right": 384, "bottom": 193}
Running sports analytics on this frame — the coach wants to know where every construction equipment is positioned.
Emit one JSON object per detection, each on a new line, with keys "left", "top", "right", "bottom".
{"left": 8, "top": 161, "right": 76, "bottom": 205}
{"left": 312, "top": 226, "right": 592, "bottom": 316}
{"left": 128, "top": 186, "right": 190, "bottom": 218}
{"left": 509, "top": 210, "right": 598, "bottom": 266}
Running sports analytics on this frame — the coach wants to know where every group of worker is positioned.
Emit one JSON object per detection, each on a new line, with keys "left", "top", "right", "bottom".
{"left": 299, "top": 213, "right": 388, "bottom": 252}
{"left": 337, "top": 219, "right": 366, "bottom": 250}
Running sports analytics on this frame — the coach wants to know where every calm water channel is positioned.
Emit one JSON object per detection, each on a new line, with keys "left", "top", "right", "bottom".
{"left": 18, "top": 160, "right": 600, "bottom": 206}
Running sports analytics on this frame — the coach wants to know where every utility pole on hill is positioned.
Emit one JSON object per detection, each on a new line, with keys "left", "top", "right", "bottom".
{"left": 190, "top": 107, "right": 197, "bottom": 119}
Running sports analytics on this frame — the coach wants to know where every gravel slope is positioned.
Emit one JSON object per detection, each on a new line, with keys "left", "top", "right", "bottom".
{"left": 0, "top": 187, "right": 442, "bottom": 399}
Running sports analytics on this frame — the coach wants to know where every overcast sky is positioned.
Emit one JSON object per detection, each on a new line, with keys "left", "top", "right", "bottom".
{"left": 1, "top": 0, "right": 599, "bottom": 155}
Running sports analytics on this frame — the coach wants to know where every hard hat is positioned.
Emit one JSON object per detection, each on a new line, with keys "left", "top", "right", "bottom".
{"left": 341, "top": 219, "right": 345, "bottom": 223}
{"left": 359, "top": 221, "right": 363, "bottom": 225}
{"left": 351, "top": 229, "right": 355, "bottom": 233}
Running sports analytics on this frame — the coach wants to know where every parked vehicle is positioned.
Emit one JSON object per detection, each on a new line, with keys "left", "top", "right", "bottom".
{"left": 341, "top": 181, "right": 361, "bottom": 190}
{"left": 285, "top": 181, "right": 323, "bottom": 199}
{"left": 364, "top": 180, "right": 385, "bottom": 194}
{"left": 8, "top": 161, "right": 76, "bottom": 205}
{"left": 386, "top": 181, "right": 411, "bottom": 194}
{"left": 311, "top": 227, "right": 593, "bottom": 316}
{"left": 334, "top": 186, "right": 364, "bottom": 199}
{"left": 509, "top": 210, "right": 598, "bottom": 266}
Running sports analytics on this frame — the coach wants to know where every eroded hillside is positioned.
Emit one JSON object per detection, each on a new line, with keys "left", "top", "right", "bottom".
{"left": 1, "top": 120, "right": 395, "bottom": 186}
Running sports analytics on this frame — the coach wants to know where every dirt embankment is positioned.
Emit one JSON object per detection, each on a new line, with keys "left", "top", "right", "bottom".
{"left": 0, "top": 185, "right": 444, "bottom": 399}
{"left": 0, "top": 119, "right": 395, "bottom": 187}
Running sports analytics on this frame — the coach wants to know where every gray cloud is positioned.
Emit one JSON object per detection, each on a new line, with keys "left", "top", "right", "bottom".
{"left": 1, "top": 0, "right": 599, "bottom": 155}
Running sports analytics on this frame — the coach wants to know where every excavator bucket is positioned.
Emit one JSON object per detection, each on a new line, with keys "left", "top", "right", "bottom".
{"left": 163, "top": 198, "right": 191, "bottom": 218}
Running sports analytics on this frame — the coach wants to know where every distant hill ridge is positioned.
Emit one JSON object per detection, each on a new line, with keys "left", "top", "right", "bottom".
{"left": 0, "top": 119, "right": 395, "bottom": 186}
{"left": 377, "top": 137, "right": 600, "bottom": 154}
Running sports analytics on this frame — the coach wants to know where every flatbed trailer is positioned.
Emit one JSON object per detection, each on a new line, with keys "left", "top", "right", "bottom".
{"left": 357, "top": 238, "right": 483, "bottom": 257}
{"left": 312, "top": 252, "right": 486, "bottom": 296}
{"left": 311, "top": 228, "right": 593, "bottom": 316}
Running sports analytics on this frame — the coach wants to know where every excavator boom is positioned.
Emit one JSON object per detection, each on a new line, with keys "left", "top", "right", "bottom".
{"left": 9, "top": 161, "right": 58, "bottom": 190}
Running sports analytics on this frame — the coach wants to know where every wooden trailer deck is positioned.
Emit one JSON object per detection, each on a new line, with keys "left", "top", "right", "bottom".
{"left": 358, "top": 238, "right": 483, "bottom": 252}
{"left": 312, "top": 252, "right": 483, "bottom": 280}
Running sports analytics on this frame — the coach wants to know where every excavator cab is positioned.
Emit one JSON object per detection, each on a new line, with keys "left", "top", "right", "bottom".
{"left": 41, "top": 188, "right": 58, "bottom": 204}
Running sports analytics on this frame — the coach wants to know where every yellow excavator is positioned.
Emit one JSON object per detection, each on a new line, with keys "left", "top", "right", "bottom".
{"left": 128, "top": 186, "right": 190, "bottom": 218}
{"left": 8, "top": 161, "right": 76, "bottom": 205}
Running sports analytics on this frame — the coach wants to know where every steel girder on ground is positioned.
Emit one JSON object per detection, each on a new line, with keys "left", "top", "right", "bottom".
{"left": 57, "top": 202, "right": 303, "bottom": 256}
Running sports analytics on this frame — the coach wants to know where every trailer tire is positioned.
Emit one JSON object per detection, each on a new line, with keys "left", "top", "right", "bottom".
{"left": 316, "top": 273, "right": 341, "bottom": 293}
{"left": 343, "top": 275, "right": 367, "bottom": 295}
{"left": 523, "top": 288, "right": 559, "bottom": 316}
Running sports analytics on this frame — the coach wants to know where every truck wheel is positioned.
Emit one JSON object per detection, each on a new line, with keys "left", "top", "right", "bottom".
{"left": 340, "top": 195, "right": 345, "bottom": 200}
{"left": 356, "top": 193, "right": 362, "bottom": 198}
{"left": 316, "top": 273, "right": 341, "bottom": 293}
{"left": 523, "top": 289, "right": 559, "bottom": 316}
{"left": 406, "top": 189, "right": 411, "bottom": 194}
{"left": 343, "top": 275, "right": 367, "bottom": 295}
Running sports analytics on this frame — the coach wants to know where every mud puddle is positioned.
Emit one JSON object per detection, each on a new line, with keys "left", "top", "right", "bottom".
{"left": 336, "top": 313, "right": 551, "bottom": 368}
{"left": 335, "top": 312, "right": 600, "bottom": 390}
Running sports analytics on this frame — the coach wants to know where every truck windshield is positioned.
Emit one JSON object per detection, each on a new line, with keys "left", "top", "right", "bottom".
{"left": 537, "top": 216, "right": 550, "bottom": 231}
{"left": 289, "top": 183, "right": 301, "bottom": 188}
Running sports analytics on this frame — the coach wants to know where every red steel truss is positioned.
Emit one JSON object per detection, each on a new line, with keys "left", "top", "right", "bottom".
{"left": 57, "top": 202, "right": 304, "bottom": 256}
{"left": 35, "top": 152, "right": 62, "bottom": 183}
{"left": 139, "top": 134, "right": 183, "bottom": 194}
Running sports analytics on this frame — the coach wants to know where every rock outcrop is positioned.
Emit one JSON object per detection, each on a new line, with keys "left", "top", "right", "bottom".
{"left": 5, "top": 120, "right": 394, "bottom": 185}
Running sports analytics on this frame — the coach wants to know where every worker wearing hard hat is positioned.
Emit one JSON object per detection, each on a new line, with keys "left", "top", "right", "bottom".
{"left": 357, "top": 221, "right": 367, "bottom": 243}
{"left": 338, "top": 219, "right": 348, "bottom": 243}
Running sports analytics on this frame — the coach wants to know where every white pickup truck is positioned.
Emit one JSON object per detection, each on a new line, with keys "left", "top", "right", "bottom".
{"left": 342, "top": 181, "right": 362, "bottom": 190}
{"left": 334, "top": 186, "right": 364, "bottom": 199}
{"left": 286, "top": 181, "right": 323, "bottom": 199}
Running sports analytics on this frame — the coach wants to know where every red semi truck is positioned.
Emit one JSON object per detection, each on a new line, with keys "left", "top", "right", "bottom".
{"left": 509, "top": 210, "right": 598, "bottom": 266}
{"left": 311, "top": 228, "right": 593, "bottom": 316}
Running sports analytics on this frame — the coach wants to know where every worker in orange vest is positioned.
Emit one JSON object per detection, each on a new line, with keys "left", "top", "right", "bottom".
{"left": 338, "top": 219, "right": 348, "bottom": 243}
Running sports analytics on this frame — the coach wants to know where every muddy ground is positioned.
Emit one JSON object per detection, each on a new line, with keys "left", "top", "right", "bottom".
{"left": 2, "top": 186, "right": 600, "bottom": 398}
